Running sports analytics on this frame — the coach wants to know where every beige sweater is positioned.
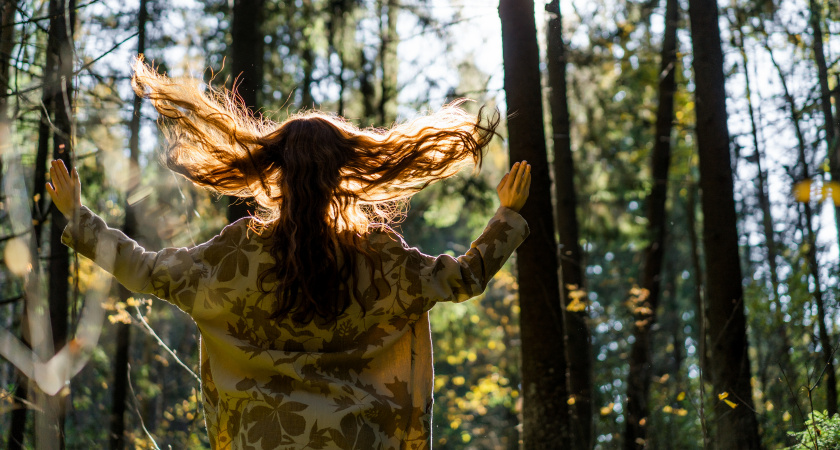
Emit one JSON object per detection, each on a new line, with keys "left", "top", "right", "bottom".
{"left": 63, "top": 206, "right": 528, "bottom": 450}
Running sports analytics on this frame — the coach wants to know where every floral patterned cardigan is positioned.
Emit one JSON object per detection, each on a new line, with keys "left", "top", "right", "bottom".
{"left": 62, "top": 205, "right": 529, "bottom": 449}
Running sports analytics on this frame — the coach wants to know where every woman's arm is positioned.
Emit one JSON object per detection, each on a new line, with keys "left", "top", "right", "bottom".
{"left": 382, "top": 161, "right": 532, "bottom": 310}
{"left": 48, "top": 160, "right": 212, "bottom": 315}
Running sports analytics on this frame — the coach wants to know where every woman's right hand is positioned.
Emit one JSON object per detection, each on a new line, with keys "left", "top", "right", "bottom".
{"left": 496, "top": 160, "right": 531, "bottom": 213}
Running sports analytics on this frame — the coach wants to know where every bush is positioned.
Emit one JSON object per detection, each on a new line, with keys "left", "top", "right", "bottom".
{"left": 787, "top": 411, "right": 840, "bottom": 450}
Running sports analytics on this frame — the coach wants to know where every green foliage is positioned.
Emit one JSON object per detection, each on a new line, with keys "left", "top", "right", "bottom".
{"left": 787, "top": 411, "right": 840, "bottom": 450}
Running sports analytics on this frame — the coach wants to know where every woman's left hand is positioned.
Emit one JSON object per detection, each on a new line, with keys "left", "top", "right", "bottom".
{"left": 46, "top": 159, "right": 82, "bottom": 220}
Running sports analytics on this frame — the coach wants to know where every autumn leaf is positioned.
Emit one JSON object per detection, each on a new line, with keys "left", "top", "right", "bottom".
{"left": 567, "top": 296, "right": 587, "bottom": 312}
{"left": 793, "top": 180, "right": 812, "bottom": 203}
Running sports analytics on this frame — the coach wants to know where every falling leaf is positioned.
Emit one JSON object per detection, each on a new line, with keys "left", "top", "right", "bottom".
{"left": 724, "top": 399, "right": 738, "bottom": 409}
{"left": 600, "top": 403, "right": 614, "bottom": 415}
{"left": 663, "top": 405, "right": 673, "bottom": 413}
{"left": 567, "top": 396, "right": 576, "bottom": 405}
{"left": 783, "top": 411, "right": 792, "bottom": 422}
{"left": 718, "top": 392, "right": 729, "bottom": 400}
{"left": 675, "top": 408, "right": 688, "bottom": 416}
{"left": 677, "top": 391, "right": 685, "bottom": 401}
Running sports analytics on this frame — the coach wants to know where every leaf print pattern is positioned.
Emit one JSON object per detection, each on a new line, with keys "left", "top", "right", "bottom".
{"left": 62, "top": 205, "right": 529, "bottom": 449}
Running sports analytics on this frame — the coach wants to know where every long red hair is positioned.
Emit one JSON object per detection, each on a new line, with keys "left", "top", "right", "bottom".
{"left": 132, "top": 58, "right": 500, "bottom": 323}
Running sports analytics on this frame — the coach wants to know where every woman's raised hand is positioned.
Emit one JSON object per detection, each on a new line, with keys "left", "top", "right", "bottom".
{"left": 496, "top": 160, "right": 531, "bottom": 213}
{"left": 46, "top": 159, "right": 82, "bottom": 220}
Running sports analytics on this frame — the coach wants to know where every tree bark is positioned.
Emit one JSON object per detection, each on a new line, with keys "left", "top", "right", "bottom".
{"left": 687, "top": 0, "right": 760, "bottom": 447}
{"left": 544, "top": 1, "right": 590, "bottom": 446}
{"left": 228, "top": 0, "right": 265, "bottom": 222}
{"left": 623, "top": 0, "right": 678, "bottom": 447}
{"left": 377, "top": 0, "right": 398, "bottom": 124}
{"left": 499, "top": 0, "right": 570, "bottom": 447}
{"left": 109, "top": 1, "right": 147, "bottom": 448}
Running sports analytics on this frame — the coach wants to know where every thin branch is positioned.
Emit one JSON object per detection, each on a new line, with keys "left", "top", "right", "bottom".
{"left": 133, "top": 305, "right": 200, "bottom": 383}
{"left": 3, "top": 31, "right": 138, "bottom": 99}
{"left": 127, "top": 363, "right": 162, "bottom": 450}
{"left": 0, "top": 295, "right": 24, "bottom": 306}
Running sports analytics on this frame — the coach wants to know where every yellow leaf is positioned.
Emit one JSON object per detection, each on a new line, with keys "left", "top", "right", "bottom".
{"left": 600, "top": 403, "right": 615, "bottom": 415}
{"left": 567, "top": 298, "right": 586, "bottom": 312}
{"left": 569, "top": 289, "right": 587, "bottom": 301}
{"left": 659, "top": 374, "right": 670, "bottom": 383}
{"left": 765, "top": 400, "right": 774, "bottom": 412}
{"left": 783, "top": 411, "right": 792, "bottom": 422}
{"left": 675, "top": 408, "right": 688, "bottom": 416}
{"left": 793, "top": 180, "right": 812, "bottom": 203}
{"left": 567, "top": 396, "right": 576, "bottom": 405}
{"left": 663, "top": 405, "right": 673, "bottom": 413}
{"left": 718, "top": 392, "right": 729, "bottom": 400}
{"left": 724, "top": 399, "right": 738, "bottom": 409}
{"left": 677, "top": 391, "right": 685, "bottom": 401}
{"left": 634, "top": 306, "right": 653, "bottom": 316}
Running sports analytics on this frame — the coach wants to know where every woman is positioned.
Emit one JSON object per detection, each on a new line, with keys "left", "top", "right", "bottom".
{"left": 47, "top": 59, "right": 531, "bottom": 450}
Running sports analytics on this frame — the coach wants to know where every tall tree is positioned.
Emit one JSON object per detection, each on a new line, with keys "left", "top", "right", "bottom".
{"left": 228, "top": 0, "right": 265, "bottom": 222}
{"left": 808, "top": 0, "right": 840, "bottom": 250}
{"left": 730, "top": 11, "right": 795, "bottom": 429}
{"left": 687, "top": 0, "right": 760, "bottom": 447}
{"left": 38, "top": 0, "right": 77, "bottom": 447}
{"left": 623, "top": 0, "right": 678, "bottom": 447}
{"left": 110, "top": 1, "right": 148, "bottom": 447}
{"left": 377, "top": 0, "right": 398, "bottom": 124}
{"left": 764, "top": 38, "right": 836, "bottom": 417}
{"left": 0, "top": 2, "right": 28, "bottom": 448}
{"left": 545, "top": 0, "right": 590, "bottom": 446}
{"left": 499, "top": 0, "right": 570, "bottom": 446}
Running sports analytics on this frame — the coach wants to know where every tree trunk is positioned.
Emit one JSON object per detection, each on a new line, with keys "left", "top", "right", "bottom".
{"left": 109, "top": 1, "right": 147, "bottom": 447}
{"left": 765, "top": 41, "right": 837, "bottom": 417}
{"left": 544, "top": 1, "right": 590, "bottom": 446}
{"left": 499, "top": 0, "right": 570, "bottom": 447}
{"left": 377, "top": 0, "right": 398, "bottom": 124}
{"left": 732, "top": 17, "right": 796, "bottom": 428}
{"left": 624, "top": 0, "right": 678, "bottom": 447}
{"left": 687, "top": 0, "right": 760, "bottom": 447}
{"left": 40, "top": 0, "right": 76, "bottom": 448}
{"left": 0, "top": 2, "right": 28, "bottom": 448}
{"left": 228, "top": 0, "right": 265, "bottom": 222}
{"left": 808, "top": 0, "right": 840, "bottom": 250}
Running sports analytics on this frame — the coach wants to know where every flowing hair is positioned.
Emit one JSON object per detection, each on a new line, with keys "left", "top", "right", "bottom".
{"left": 131, "top": 57, "right": 500, "bottom": 323}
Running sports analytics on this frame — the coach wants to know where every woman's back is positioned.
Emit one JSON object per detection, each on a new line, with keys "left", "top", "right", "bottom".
{"left": 170, "top": 207, "right": 528, "bottom": 449}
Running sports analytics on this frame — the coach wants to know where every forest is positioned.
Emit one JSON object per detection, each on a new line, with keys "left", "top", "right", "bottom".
{"left": 0, "top": 0, "right": 838, "bottom": 448}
